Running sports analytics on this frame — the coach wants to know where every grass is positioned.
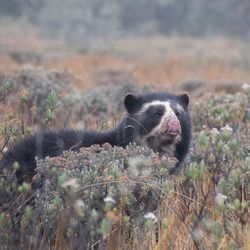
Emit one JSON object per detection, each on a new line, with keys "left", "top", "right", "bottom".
{"left": 0, "top": 23, "right": 249, "bottom": 249}
{"left": 1, "top": 21, "right": 250, "bottom": 90}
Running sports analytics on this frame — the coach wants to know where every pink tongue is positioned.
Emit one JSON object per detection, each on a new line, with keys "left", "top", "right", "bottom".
{"left": 168, "top": 120, "right": 181, "bottom": 134}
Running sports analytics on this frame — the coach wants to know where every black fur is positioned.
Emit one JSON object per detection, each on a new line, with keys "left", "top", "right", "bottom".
{"left": 0, "top": 92, "right": 191, "bottom": 183}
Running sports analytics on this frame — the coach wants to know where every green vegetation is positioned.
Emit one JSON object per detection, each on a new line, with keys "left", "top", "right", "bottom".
{"left": 0, "top": 74, "right": 249, "bottom": 249}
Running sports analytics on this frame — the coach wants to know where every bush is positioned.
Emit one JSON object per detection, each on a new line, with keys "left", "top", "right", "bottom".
{"left": 0, "top": 143, "right": 175, "bottom": 249}
{"left": 0, "top": 80, "right": 249, "bottom": 249}
{"left": 79, "top": 81, "right": 153, "bottom": 129}
{"left": 0, "top": 66, "right": 81, "bottom": 129}
{"left": 0, "top": 66, "right": 153, "bottom": 130}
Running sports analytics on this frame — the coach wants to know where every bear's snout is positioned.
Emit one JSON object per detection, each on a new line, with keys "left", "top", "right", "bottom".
{"left": 166, "top": 119, "right": 181, "bottom": 135}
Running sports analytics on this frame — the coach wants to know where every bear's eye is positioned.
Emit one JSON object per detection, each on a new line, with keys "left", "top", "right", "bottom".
{"left": 147, "top": 105, "right": 165, "bottom": 117}
{"left": 175, "top": 110, "right": 181, "bottom": 117}
{"left": 154, "top": 110, "right": 164, "bottom": 117}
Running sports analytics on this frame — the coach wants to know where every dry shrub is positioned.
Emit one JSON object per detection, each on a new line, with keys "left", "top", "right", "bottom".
{"left": 0, "top": 79, "right": 249, "bottom": 249}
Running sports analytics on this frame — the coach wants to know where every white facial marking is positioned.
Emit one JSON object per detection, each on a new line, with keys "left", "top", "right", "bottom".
{"left": 139, "top": 101, "right": 182, "bottom": 137}
{"left": 135, "top": 100, "right": 183, "bottom": 157}
{"left": 139, "top": 101, "right": 169, "bottom": 114}
{"left": 139, "top": 101, "right": 183, "bottom": 116}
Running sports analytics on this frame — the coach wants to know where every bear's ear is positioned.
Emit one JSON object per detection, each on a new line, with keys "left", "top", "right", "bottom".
{"left": 124, "top": 93, "right": 140, "bottom": 113}
{"left": 178, "top": 93, "right": 189, "bottom": 107}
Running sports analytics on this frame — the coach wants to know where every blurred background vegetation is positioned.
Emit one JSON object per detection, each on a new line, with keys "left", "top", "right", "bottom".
{"left": 1, "top": 0, "right": 250, "bottom": 44}
{"left": 1, "top": 0, "right": 250, "bottom": 89}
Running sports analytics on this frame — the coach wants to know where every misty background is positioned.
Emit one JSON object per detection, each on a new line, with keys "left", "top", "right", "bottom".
{"left": 1, "top": 0, "right": 250, "bottom": 46}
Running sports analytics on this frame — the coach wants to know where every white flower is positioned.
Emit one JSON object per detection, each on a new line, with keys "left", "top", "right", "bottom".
{"left": 74, "top": 199, "right": 85, "bottom": 208}
{"left": 74, "top": 199, "right": 85, "bottom": 217}
{"left": 241, "top": 83, "right": 250, "bottom": 90}
{"left": 104, "top": 196, "right": 116, "bottom": 204}
{"left": 220, "top": 125, "right": 233, "bottom": 133}
{"left": 215, "top": 193, "right": 227, "bottom": 206}
{"left": 127, "top": 156, "right": 151, "bottom": 177}
{"left": 211, "top": 128, "right": 220, "bottom": 135}
{"left": 3, "top": 147, "right": 8, "bottom": 153}
{"left": 61, "top": 178, "right": 79, "bottom": 189}
{"left": 144, "top": 212, "right": 158, "bottom": 223}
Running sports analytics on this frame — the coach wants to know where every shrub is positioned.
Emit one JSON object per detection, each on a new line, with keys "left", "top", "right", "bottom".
{"left": 79, "top": 81, "right": 153, "bottom": 129}
{"left": 0, "top": 143, "right": 176, "bottom": 249}
{"left": 0, "top": 66, "right": 153, "bottom": 130}
{"left": 0, "top": 80, "right": 249, "bottom": 249}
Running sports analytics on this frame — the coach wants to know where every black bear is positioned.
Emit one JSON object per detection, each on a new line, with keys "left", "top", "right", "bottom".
{"left": 0, "top": 92, "right": 191, "bottom": 183}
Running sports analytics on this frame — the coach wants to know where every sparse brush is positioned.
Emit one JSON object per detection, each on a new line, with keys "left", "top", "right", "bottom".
{"left": 0, "top": 80, "right": 249, "bottom": 249}
{"left": 45, "top": 90, "right": 60, "bottom": 125}
{"left": 0, "top": 67, "right": 154, "bottom": 130}
{"left": 78, "top": 81, "right": 154, "bottom": 129}
{"left": 0, "top": 80, "right": 13, "bottom": 102}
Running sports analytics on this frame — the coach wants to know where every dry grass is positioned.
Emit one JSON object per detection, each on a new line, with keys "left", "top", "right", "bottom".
{"left": 0, "top": 22, "right": 249, "bottom": 250}
{"left": 43, "top": 36, "right": 250, "bottom": 91}
{"left": 1, "top": 21, "right": 250, "bottom": 92}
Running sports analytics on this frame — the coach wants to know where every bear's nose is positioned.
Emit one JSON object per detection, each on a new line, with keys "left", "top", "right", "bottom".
{"left": 167, "top": 119, "right": 181, "bottom": 135}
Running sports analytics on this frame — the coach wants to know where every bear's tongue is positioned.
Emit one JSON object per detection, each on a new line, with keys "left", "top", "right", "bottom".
{"left": 167, "top": 120, "right": 181, "bottom": 135}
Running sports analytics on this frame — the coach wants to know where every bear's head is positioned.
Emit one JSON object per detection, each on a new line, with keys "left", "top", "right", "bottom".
{"left": 124, "top": 92, "right": 190, "bottom": 154}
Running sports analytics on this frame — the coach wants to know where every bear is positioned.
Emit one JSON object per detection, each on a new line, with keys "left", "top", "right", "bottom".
{"left": 0, "top": 92, "right": 191, "bottom": 183}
